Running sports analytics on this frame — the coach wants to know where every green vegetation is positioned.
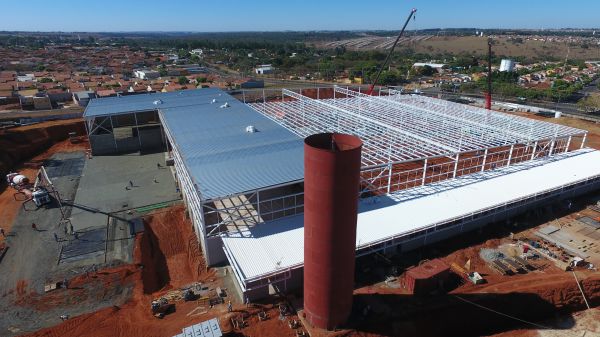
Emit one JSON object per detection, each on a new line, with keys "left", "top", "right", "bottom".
{"left": 177, "top": 76, "right": 188, "bottom": 85}
{"left": 38, "top": 77, "right": 53, "bottom": 83}
{"left": 577, "top": 94, "right": 600, "bottom": 113}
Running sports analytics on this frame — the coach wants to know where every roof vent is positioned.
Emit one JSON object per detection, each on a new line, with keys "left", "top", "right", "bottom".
{"left": 153, "top": 99, "right": 163, "bottom": 105}
{"left": 245, "top": 125, "right": 257, "bottom": 133}
{"left": 220, "top": 102, "right": 230, "bottom": 109}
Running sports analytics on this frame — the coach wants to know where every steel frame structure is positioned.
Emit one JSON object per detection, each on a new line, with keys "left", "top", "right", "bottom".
{"left": 86, "top": 87, "right": 589, "bottom": 269}
{"left": 247, "top": 87, "right": 587, "bottom": 198}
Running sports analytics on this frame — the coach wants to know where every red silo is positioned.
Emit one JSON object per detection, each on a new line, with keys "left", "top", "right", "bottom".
{"left": 303, "top": 133, "right": 363, "bottom": 330}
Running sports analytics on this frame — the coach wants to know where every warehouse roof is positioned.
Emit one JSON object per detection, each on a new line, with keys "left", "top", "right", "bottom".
{"left": 85, "top": 88, "right": 304, "bottom": 200}
{"left": 158, "top": 89, "right": 304, "bottom": 200}
{"left": 84, "top": 88, "right": 224, "bottom": 117}
{"left": 222, "top": 149, "right": 600, "bottom": 286}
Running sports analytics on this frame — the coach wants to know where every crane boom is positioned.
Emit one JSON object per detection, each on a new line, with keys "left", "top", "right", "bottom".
{"left": 366, "top": 8, "right": 417, "bottom": 95}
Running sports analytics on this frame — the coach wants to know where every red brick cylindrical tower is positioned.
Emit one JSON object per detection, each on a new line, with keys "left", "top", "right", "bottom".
{"left": 303, "top": 133, "right": 362, "bottom": 330}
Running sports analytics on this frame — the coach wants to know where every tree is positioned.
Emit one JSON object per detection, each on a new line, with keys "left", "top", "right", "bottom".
{"left": 196, "top": 77, "right": 207, "bottom": 84}
{"left": 39, "top": 77, "right": 53, "bottom": 83}
{"left": 177, "top": 76, "right": 188, "bottom": 85}
{"left": 577, "top": 94, "right": 600, "bottom": 113}
{"left": 418, "top": 65, "right": 435, "bottom": 77}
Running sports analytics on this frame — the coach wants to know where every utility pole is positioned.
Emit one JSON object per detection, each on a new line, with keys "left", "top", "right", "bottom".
{"left": 485, "top": 38, "right": 493, "bottom": 110}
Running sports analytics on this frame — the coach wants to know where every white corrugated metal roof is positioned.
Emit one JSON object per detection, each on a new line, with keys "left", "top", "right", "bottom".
{"left": 159, "top": 90, "right": 304, "bottom": 200}
{"left": 222, "top": 149, "right": 600, "bottom": 283}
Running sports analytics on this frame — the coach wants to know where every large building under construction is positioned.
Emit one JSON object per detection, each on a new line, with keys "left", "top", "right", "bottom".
{"left": 83, "top": 87, "right": 600, "bottom": 300}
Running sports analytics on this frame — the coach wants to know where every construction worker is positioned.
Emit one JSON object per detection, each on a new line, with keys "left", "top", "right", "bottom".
{"left": 31, "top": 223, "right": 37, "bottom": 231}
{"left": 129, "top": 180, "right": 133, "bottom": 187}
{"left": 245, "top": 296, "right": 249, "bottom": 308}
{"left": 63, "top": 278, "right": 68, "bottom": 289}
{"left": 53, "top": 233, "right": 58, "bottom": 242}
{"left": 157, "top": 163, "right": 161, "bottom": 169}
{"left": 227, "top": 300, "right": 232, "bottom": 312}
{"left": 0, "top": 228, "right": 5, "bottom": 237}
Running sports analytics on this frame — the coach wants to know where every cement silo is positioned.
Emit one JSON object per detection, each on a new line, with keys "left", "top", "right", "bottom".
{"left": 303, "top": 133, "right": 363, "bottom": 330}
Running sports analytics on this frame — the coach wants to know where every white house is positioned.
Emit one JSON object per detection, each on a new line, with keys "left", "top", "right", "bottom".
{"left": 134, "top": 69, "right": 160, "bottom": 80}
{"left": 255, "top": 64, "right": 274, "bottom": 75}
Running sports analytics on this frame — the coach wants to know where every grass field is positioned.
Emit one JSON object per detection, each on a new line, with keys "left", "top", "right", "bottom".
{"left": 319, "top": 35, "right": 600, "bottom": 61}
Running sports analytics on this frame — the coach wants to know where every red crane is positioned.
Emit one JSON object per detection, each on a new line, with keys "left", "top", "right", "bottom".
{"left": 366, "top": 8, "right": 417, "bottom": 95}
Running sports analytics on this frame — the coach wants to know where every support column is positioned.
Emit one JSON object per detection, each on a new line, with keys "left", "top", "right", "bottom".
{"left": 530, "top": 141, "right": 538, "bottom": 160}
{"left": 506, "top": 144, "right": 514, "bottom": 166}
{"left": 386, "top": 164, "right": 393, "bottom": 194}
{"left": 421, "top": 159, "right": 428, "bottom": 186}
{"left": 548, "top": 139, "right": 556, "bottom": 156}
{"left": 581, "top": 133, "right": 587, "bottom": 149}
{"left": 109, "top": 116, "right": 118, "bottom": 151}
{"left": 452, "top": 153, "right": 460, "bottom": 178}
{"left": 481, "top": 148, "right": 488, "bottom": 172}
{"left": 565, "top": 136, "right": 572, "bottom": 153}
{"left": 133, "top": 111, "right": 142, "bottom": 150}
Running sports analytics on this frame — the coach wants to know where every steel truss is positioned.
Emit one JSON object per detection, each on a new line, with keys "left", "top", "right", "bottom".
{"left": 245, "top": 86, "right": 587, "bottom": 199}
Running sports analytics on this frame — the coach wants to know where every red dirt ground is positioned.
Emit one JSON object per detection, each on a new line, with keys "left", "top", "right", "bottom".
{"left": 21, "top": 205, "right": 301, "bottom": 337}
{"left": 21, "top": 206, "right": 216, "bottom": 337}
{"left": 0, "top": 119, "right": 88, "bottom": 239}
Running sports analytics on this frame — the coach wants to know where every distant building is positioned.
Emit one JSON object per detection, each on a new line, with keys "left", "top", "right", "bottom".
{"left": 33, "top": 96, "right": 52, "bottom": 110}
{"left": 73, "top": 91, "right": 96, "bottom": 107}
{"left": 177, "top": 64, "right": 208, "bottom": 74}
{"left": 499, "top": 59, "right": 516, "bottom": 72}
{"left": 134, "top": 69, "right": 160, "bottom": 80}
{"left": 255, "top": 64, "right": 274, "bottom": 75}
{"left": 190, "top": 49, "right": 203, "bottom": 56}
{"left": 17, "top": 74, "right": 35, "bottom": 82}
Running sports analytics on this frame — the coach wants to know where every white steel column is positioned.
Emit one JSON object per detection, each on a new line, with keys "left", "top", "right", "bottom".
{"left": 257, "top": 191, "right": 261, "bottom": 221}
{"left": 530, "top": 141, "right": 538, "bottom": 160}
{"left": 109, "top": 116, "right": 118, "bottom": 151}
{"left": 386, "top": 164, "right": 393, "bottom": 194}
{"left": 421, "top": 159, "right": 428, "bottom": 186}
{"left": 548, "top": 139, "right": 556, "bottom": 156}
{"left": 581, "top": 133, "right": 587, "bottom": 149}
{"left": 133, "top": 112, "right": 142, "bottom": 149}
{"left": 452, "top": 153, "right": 460, "bottom": 178}
{"left": 506, "top": 144, "right": 514, "bottom": 166}
{"left": 481, "top": 148, "right": 488, "bottom": 172}
{"left": 565, "top": 136, "right": 572, "bottom": 153}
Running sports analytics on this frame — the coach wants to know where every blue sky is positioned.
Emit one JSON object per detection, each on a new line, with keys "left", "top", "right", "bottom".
{"left": 2, "top": 0, "right": 598, "bottom": 32}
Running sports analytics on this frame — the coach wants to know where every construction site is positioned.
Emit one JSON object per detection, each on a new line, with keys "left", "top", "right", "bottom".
{"left": 1, "top": 83, "right": 600, "bottom": 337}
